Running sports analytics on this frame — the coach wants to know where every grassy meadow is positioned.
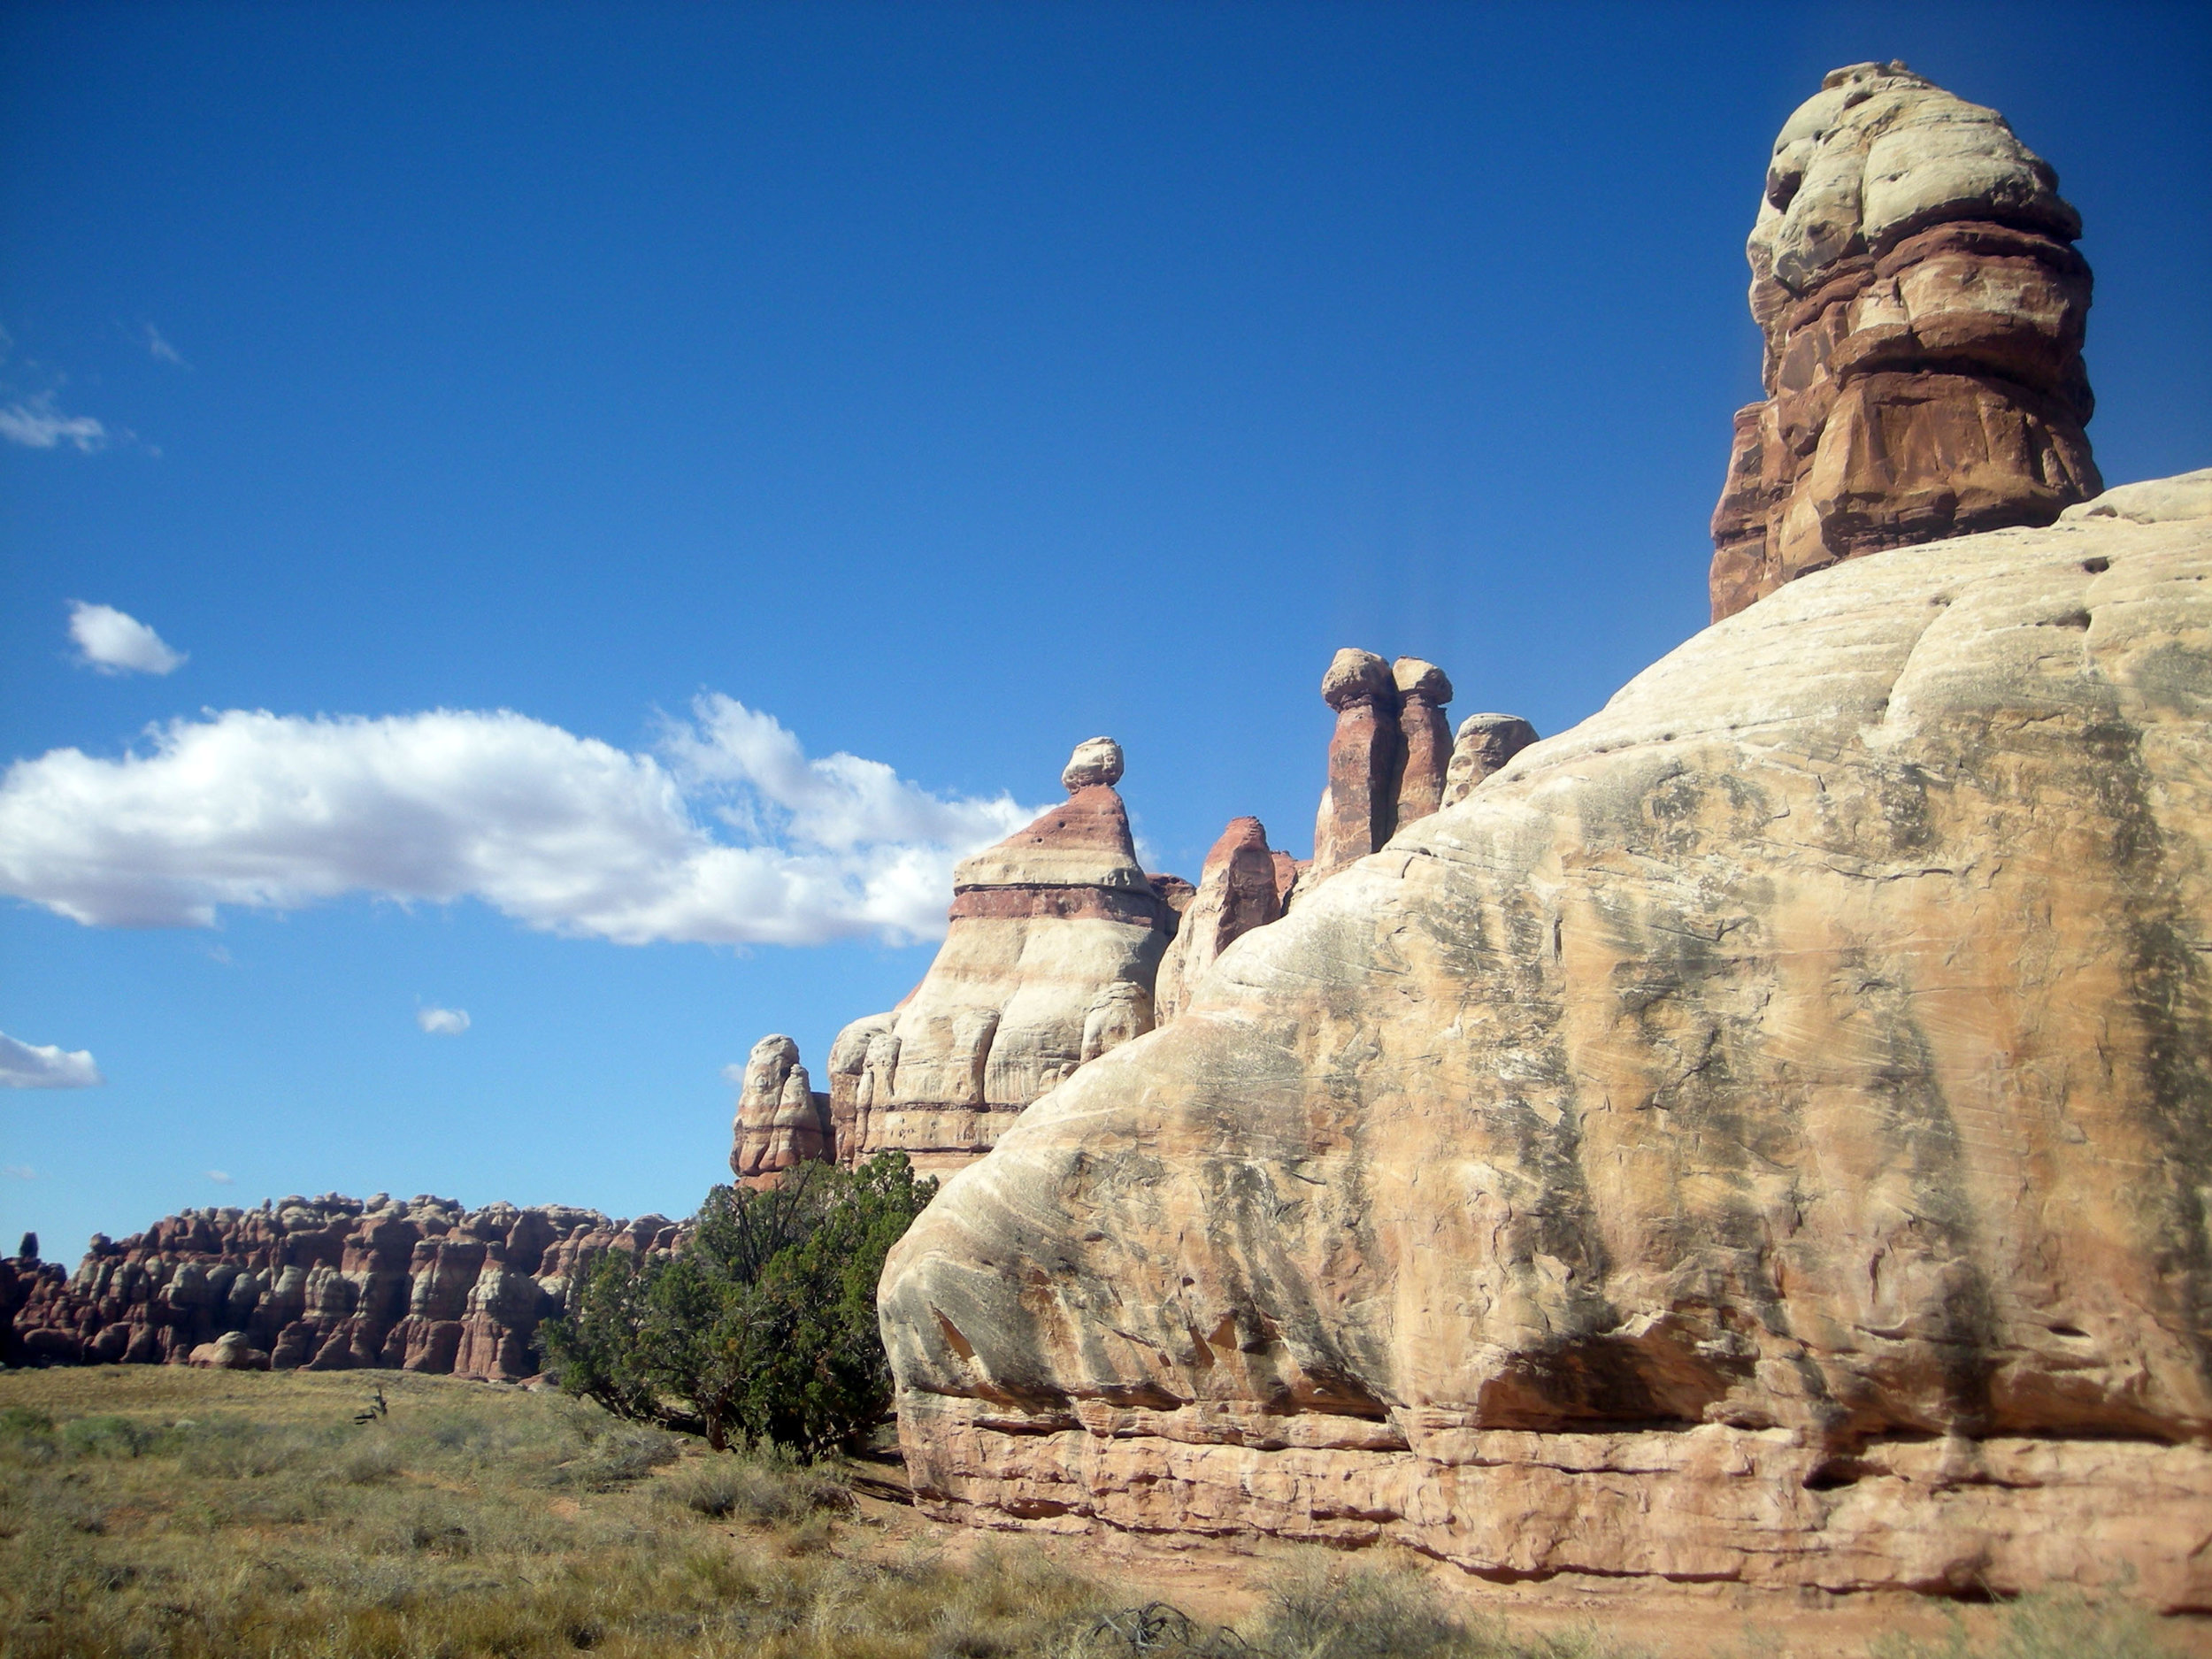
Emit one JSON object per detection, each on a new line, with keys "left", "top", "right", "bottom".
{"left": 0, "top": 1366, "right": 2189, "bottom": 1659}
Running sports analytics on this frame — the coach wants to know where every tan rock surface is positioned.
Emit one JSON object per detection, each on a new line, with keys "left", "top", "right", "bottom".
{"left": 845, "top": 741, "right": 1175, "bottom": 1173}
{"left": 1154, "top": 818, "right": 1286, "bottom": 1025}
{"left": 881, "top": 481, "right": 2212, "bottom": 1605}
{"left": 730, "top": 1033, "right": 834, "bottom": 1187}
{"left": 1441, "top": 713, "right": 1539, "bottom": 806}
{"left": 1710, "top": 64, "right": 2101, "bottom": 621}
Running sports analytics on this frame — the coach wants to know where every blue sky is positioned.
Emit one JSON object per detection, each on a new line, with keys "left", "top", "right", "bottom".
{"left": 4, "top": 3, "right": 2208, "bottom": 1259}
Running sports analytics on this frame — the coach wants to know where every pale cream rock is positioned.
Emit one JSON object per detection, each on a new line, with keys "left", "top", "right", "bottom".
{"left": 729, "top": 1033, "right": 832, "bottom": 1187}
{"left": 1440, "top": 713, "right": 1539, "bottom": 806}
{"left": 848, "top": 741, "right": 1174, "bottom": 1173}
{"left": 881, "top": 481, "right": 2212, "bottom": 1607}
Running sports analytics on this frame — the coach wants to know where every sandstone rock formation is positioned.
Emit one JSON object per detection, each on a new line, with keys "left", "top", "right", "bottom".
{"left": 1441, "top": 713, "right": 1540, "bottom": 806}
{"left": 1154, "top": 818, "right": 1286, "bottom": 1025}
{"left": 5, "top": 1194, "right": 676, "bottom": 1379}
{"left": 1710, "top": 63, "right": 2101, "bottom": 621}
{"left": 836, "top": 739, "right": 1179, "bottom": 1174}
{"left": 1310, "top": 649, "right": 1402, "bottom": 886}
{"left": 1390, "top": 658, "right": 1455, "bottom": 828}
{"left": 880, "top": 478, "right": 2212, "bottom": 1607}
{"left": 730, "top": 1033, "right": 834, "bottom": 1187}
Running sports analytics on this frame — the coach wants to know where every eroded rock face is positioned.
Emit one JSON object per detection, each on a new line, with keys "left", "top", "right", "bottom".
{"left": 881, "top": 481, "right": 2212, "bottom": 1606}
{"left": 841, "top": 741, "right": 1176, "bottom": 1173}
{"left": 1710, "top": 63, "right": 2101, "bottom": 621}
{"left": 1154, "top": 818, "right": 1286, "bottom": 1025}
{"left": 730, "top": 1033, "right": 834, "bottom": 1187}
{"left": 1391, "top": 658, "right": 1455, "bottom": 829}
{"left": 6, "top": 1194, "right": 677, "bottom": 1379}
{"left": 1441, "top": 713, "right": 1540, "bottom": 806}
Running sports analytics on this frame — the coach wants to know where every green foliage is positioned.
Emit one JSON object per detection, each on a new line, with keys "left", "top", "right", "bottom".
{"left": 539, "top": 1151, "right": 937, "bottom": 1457}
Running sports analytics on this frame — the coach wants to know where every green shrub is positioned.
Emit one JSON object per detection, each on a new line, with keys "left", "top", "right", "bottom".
{"left": 664, "top": 1449, "right": 852, "bottom": 1524}
{"left": 539, "top": 1151, "right": 936, "bottom": 1457}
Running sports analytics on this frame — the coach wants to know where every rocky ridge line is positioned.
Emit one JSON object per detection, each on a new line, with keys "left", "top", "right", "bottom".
{"left": 4, "top": 1194, "right": 674, "bottom": 1379}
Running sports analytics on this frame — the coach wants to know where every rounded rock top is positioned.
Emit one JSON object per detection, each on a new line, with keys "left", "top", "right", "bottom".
{"left": 1392, "top": 657, "right": 1454, "bottom": 703}
{"left": 1321, "top": 649, "right": 1393, "bottom": 710}
{"left": 1063, "top": 737, "right": 1125, "bottom": 793}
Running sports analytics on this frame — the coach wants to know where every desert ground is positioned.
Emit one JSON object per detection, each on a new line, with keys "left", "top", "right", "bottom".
{"left": 0, "top": 1366, "right": 2200, "bottom": 1659}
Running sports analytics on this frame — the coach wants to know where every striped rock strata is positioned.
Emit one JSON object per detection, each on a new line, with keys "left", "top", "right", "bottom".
{"left": 829, "top": 739, "right": 1179, "bottom": 1175}
{"left": 6, "top": 1194, "right": 675, "bottom": 1379}
{"left": 880, "top": 472, "right": 2212, "bottom": 1607}
{"left": 1710, "top": 63, "right": 2101, "bottom": 621}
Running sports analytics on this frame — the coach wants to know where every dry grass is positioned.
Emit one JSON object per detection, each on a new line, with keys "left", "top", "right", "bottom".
{"left": 0, "top": 1366, "right": 1095, "bottom": 1659}
{"left": 0, "top": 1369, "right": 2187, "bottom": 1659}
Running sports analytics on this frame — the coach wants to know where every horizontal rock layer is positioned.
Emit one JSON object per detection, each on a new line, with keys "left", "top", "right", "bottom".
{"left": 880, "top": 478, "right": 2212, "bottom": 1606}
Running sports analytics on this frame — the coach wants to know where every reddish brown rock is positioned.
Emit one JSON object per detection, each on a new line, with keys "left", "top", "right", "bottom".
{"left": 729, "top": 1033, "right": 834, "bottom": 1187}
{"left": 4, "top": 1194, "right": 664, "bottom": 1381}
{"left": 1710, "top": 64, "right": 2101, "bottom": 621}
{"left": 1154, "top": 818, "right": 1286, "bottom": 1024}
{"left": 1390, "top": 658, "right": 1455, "bottom": 829}
{"left": 1310, "top": 649, "right": 1402, "bottom": 886}
{"left": 1440, "top": 713, "right": 1540, "bottom": 806}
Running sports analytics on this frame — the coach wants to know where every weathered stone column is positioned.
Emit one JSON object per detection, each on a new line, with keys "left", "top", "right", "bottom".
{"left": 729, "top": 1033, "right": 832, "bottom": 1188}
{"left": 1391, "top": 657, "right": 1455, "bottom": 828}
{"left": 1310, "top": 649, "right": 1402, "bottom": 884}
{"left": 1709, "top": 62, "right": 2100, "bottom": 620}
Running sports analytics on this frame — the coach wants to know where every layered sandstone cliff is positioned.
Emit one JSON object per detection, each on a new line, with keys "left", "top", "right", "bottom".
{"left": 879, "top": 474, "right": 2212, "bottom": 1606}
{"left": 5, "top": 1194, "right": 674, "bottom": 1379}
{"left": 1710, "top": 63, "right": 2101, "bottom": 621}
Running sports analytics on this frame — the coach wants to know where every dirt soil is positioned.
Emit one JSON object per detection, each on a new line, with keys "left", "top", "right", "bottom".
{"left": 842, "top": 1481, "right": 2212, "bottom": 1658}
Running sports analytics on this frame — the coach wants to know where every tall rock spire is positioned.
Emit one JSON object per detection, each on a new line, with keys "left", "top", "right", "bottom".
{"left": 1709, "top": 62, "right": 2100, "bottom": 620}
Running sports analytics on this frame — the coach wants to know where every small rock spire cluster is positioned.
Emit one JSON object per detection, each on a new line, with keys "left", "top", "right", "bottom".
{"left": 1311, "top": 649, "right": 1537, "bottom": 884}
{"left": 1709, "top": 61, "right": 2101, "bottom": 619}
{"left": 732, "top": 667, "right": 1537, "bottom": 1186}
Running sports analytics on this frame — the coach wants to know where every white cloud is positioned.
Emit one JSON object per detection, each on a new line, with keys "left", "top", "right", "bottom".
{"left": 68, "top": 602, "right": 188, "bottom": 676}
{"left": 206, "top": 1170, "right": 234, "bottom": 1185}
{"left": 719, "top": 1061, "right": 748, "bottom": 1087}
{"left": 0, "top": 695, "right": 1041, "bottom": 948}
{"left": 4, "top": 1165, "right": 35, "bottom": 1181}
{"left": 418, "top": 1007, "right": 470, "bottom": 1035}
{"left": 0, "top": 1033, "right": 105, "bottom": 1089}
{"left": 146, "top": 325, "right": 187, "bottom": 367}
{"left": 0, "top": 392, "right": 108, "bottom": 452}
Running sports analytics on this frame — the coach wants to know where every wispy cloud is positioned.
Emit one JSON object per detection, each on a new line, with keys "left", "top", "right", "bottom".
{"left": 0, "top": 392, "right": 108, "bottom": 452}
{"left": 0, "top": 695, "right": 1041, "bottom": 947}
{"left": 206, "top": 1170, "right": 234, "bottom": 1185}
{"left": 68, "top": 602, "right": 188, "bottom": 676}
{"left": 0, "top": 1033, "right": 105, "bottom": 1089}
{"left": 4, "top": 1165, "right": 35, "bottom": 1181}
{"left": 417, "top": 1007, "right": 470, "bottom": 1036}
{"left": 145, "top": 324, "right": 188, "bottom": 367}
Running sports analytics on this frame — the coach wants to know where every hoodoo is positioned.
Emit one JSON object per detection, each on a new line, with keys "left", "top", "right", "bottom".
{"left": 829, "top": 738, "right": 1180, "bottom": 1174}
{"left": 1710, "top": 63, "right": 2101, "bottom": 620}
